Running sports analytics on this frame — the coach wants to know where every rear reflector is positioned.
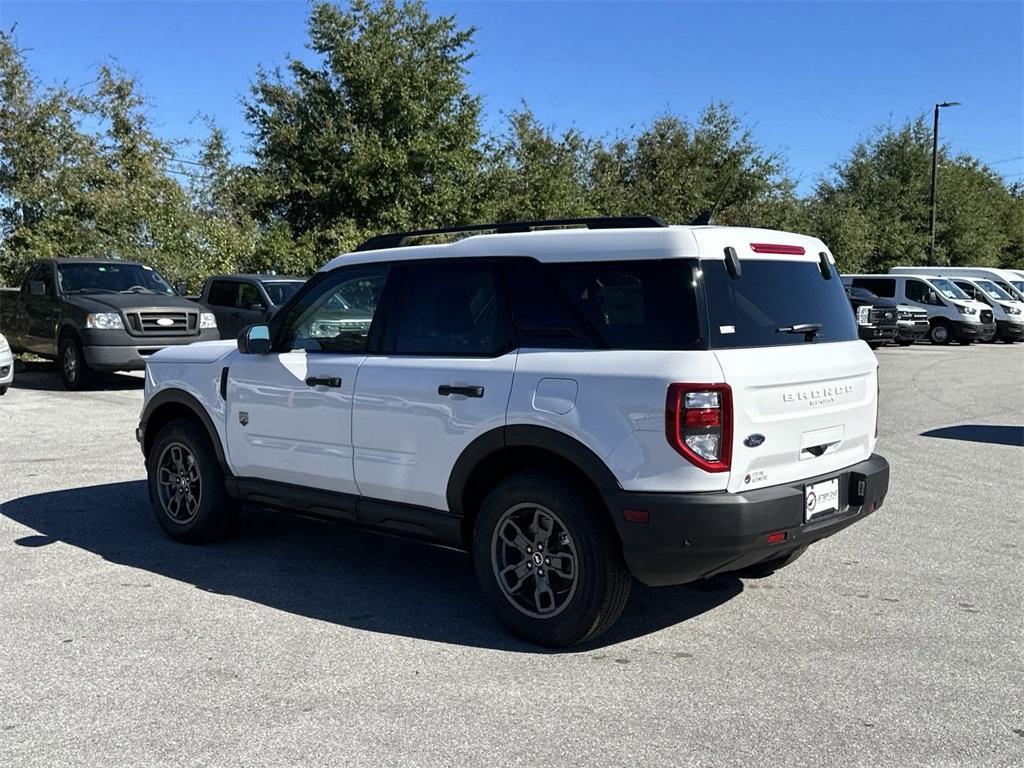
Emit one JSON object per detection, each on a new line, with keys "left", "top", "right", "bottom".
{"left": 749, "top": 243, "right": 806, "bottom": 255}
{"left": 623, "top": 508, "right": 650, "bottom": 524}
{"left": 767, "top": 531, "right": 787, "bottom": 545}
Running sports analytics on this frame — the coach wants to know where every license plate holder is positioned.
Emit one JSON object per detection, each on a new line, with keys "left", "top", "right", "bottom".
{"left": 804, "top": 477, "right": 840, "bottom": 522}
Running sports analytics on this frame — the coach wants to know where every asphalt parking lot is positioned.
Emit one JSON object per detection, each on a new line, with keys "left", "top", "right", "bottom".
{"left": 1, "top": 346, "right": 1022, "bottom": 768}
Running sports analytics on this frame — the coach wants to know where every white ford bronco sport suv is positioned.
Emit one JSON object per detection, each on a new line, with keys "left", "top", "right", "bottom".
{"left": 138, "top": 217, "right": 889, "bottom": 647}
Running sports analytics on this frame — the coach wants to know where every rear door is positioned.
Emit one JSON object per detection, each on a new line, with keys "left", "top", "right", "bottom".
{"left": 224, "top": 263, "right": 391, "bottom": 495}
{"left": 205, "top": 280, "right": 240, "bottom": 339}
{"left": 697, "top": 249, "right": 876, "bottom": 494}
{"left": 236, "top": 281, "right": 270, "bottom": 330}
{"left": 351, "top": 259, "right": 517, "bottom": 511}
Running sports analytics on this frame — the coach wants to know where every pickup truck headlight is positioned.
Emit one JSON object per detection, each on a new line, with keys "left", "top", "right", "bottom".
{"left": 86, "top": 312, "right": 124, "bottom": 330}
{"left": 856, "top": 306, "right": 871, "bottom": 326}
{"left": 199, "top": 312, "right": 218, "bottom": 330}
{"left": 956, "top": 305, "right": 977, "bottom": 316}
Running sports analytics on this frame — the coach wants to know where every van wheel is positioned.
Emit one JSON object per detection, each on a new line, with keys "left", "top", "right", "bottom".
{"left": 929, "top": 320, "right": 952, "bottom": 345}
{"left": 59, "top": 335, "right": 93, "bottom": 390}
{"left": 731, "top": 545, "right": 808, "bottom": 578}
{"left": 146, "top": 418, "right": 238, "bottom": 543}
{"left": 473, "top": 472, "right": 632, "bottom": 647}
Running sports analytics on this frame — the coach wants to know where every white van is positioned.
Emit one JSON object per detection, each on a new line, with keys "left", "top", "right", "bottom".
{"left": 890, "top": 266, "right": 1024, "bottom": 302}
{"left": 842, "top": 273, "right": 995, "bottom": 345}
{"left": 943, "top": 277, "right": 1023, "bottom": 343}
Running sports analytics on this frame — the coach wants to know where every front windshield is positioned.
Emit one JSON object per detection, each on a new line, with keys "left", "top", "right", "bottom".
{"left": 58, "top": 263, "right": 175, "bottom": 295}
{"left": 975, "top": 279, "right": 1013, "bottom": 301}
{"left": 261, "top": 280, "right": 305, "bottom": 306}
{"left": 930, "top": 278, "right": 969, "bottom": 300}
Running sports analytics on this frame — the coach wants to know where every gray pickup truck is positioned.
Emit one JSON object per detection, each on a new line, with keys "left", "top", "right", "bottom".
{"left": 196, "top": 274, "right": 305, "bottom": 339}
{"left": 0, "top": 258, "right": 220, "bottom": 389}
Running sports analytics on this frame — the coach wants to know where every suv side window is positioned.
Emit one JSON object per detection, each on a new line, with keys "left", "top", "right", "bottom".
{"left": 278, "top": 265, "right": 390, "bottom": 354}
{"left": 851, "top": 278, "right": 895, "bottom": 298}
{"left": 502, "top": 259, "right": 595, "bottom": 349}
{"left": 905, "top": 279, "right": 941, "bottom": 305}
{"left": 392, "top": 261, "right": 511, "bottom": 357}
{"left": 238, "top": 282, "right": 264, "bottom": 309}
{"left": 207, "top": 280, "right": 238, "bottom": 307}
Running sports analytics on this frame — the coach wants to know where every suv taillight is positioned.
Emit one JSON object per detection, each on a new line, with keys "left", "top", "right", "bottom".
{"left": 666, "top": 383, "right": 732, "bottom": 472}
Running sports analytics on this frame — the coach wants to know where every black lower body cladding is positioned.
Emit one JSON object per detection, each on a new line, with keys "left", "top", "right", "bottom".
{"left": 996, "top": 320, "right": 1023, "bottom": 342}
{"left": 605, "top": 454, "right": 889, "bottom": 587}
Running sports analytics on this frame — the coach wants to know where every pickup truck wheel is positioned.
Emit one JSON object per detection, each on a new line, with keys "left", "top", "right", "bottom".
{"left": 0, "top": 386, "right": 7, "bottom": 396}
{"left": 730, "top": 544, "right": 809, "bottom": 579}
{"left": 473, "top": 472, "right": 631, "bottom": 647}
{"left": 59, "top": 336, "right": 93, "bottom": 390}
{"left": 929, "top": 320, "right": 952, "bottom": 345}
{"left": 146, "top": 418, "right": 237, "bottom": 543}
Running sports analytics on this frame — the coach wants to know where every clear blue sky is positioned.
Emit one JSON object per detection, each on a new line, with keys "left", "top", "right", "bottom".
{"left": 2, "top": 0, "right": 1022, "bottom": 195}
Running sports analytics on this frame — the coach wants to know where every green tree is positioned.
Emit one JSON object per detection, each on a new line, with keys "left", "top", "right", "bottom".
{"left": 809, "top": 118, "right": 1024, "bottom": 271}
{"left": 244, "top": 0, "right": 483, "bottom": 239}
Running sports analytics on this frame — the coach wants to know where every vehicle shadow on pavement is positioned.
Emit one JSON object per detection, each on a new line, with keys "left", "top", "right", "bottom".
{"left": 920, "top": 424, "right": 1024, "bottom": 447}
{"left": 0, "top": 481, "right": 743, "bottom": 652}
{"left": 11, "top": 361, "right": 143, "bottom": 392}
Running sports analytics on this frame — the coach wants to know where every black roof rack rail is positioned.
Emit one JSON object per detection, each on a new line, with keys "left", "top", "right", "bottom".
{"left": 354, "top": 215, "right": 667, "bottom": 252}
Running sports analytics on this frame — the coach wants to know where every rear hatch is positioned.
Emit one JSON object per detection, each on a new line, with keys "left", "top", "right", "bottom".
{"left": 692, "top": 229, "right": 878, "bottom": 494}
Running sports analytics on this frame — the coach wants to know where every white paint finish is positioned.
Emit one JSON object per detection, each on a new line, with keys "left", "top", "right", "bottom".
{"left": 532, "top": 378, "right": 578, "bottom": 415}
{"left": 351, "top": 353, "right": 517, "bottom": 509}
{"left": 843, "top": 274, "right": 989, "bottom": 327}
{"left": 144, "top": 351, "right": 235, "bottom": 454}
{"left": 149, "top": 339, "right": 236, "bottom": 365}
{"left": 508, "top": 348, "right": 728, "bottom": 492}
{"left": 0, "top": 333, "right": 13, "bottom": 387}
{"left": 225, "top": 351, "right": 364, "bottom": 495}
{"left": 318, "top": 224, "right": 828, "bottom": 274}
{"left": 714, "top": 340, "right": 878, "bottom": 493}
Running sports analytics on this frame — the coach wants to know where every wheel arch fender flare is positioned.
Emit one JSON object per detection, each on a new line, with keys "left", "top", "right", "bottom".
{"left": 446, "top": 425, "right": 622, "bottom": 519}
{"left": 141, "top": 389, "right": 231, "bottom": 475}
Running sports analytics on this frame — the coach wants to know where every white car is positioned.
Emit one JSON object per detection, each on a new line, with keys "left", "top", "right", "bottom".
{"left": 0, "top": 332, "right": 13, "bottom": 395}
{"left": 138, "top": 217, "right": 890, "bottom": 646}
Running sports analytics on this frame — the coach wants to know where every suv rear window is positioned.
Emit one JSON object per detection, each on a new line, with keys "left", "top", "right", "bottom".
{"left": 702, "top": 260, "right": 858, "bottom": 348}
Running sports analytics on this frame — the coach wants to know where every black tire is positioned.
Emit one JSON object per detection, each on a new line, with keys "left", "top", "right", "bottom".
{"left": 928, "top": 320, "right": 953, "bottom": 346}
{"left": 146, "top": 418, "right": 238, "bottom": 543}
{"left": 0, "top": 385, "right": 7, "bottom": 396}
{"left": 59, "top": 334, "right": 93, "bottom": 390}
{"left": 730, "top": 544, "right": 809, "bottom": 579}
{"left": 473, "top": 471, "right": 632, "bottom": 647}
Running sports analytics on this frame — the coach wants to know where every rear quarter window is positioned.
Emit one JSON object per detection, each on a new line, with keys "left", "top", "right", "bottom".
{"left": 703, "top": 260, "right": 858, "bottom": 348}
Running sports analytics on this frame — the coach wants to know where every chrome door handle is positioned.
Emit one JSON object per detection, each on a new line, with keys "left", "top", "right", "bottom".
{"left": 438, "top": 385, "right": 484, "bottom": 398}
{"left": 305, "top": 376, "right": 341, "bottom": 388}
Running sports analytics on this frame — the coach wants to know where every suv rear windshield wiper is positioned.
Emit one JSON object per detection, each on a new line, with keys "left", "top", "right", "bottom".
{"left": 777, "top": 323, "right": 823, "bottom": 341}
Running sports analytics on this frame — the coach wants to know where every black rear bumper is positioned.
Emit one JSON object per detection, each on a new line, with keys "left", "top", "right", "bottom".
{"left": 604, "top": 454, "right": 889, "bottom": 587}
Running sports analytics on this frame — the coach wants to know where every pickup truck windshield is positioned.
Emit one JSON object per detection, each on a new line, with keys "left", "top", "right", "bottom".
{"left": 929, "top": 278, "right": 969, "bottom": 301}
{"left": 261, "top": 280, "right": 305, "bottom": 305}
{"left": 58, "top": 263, "right": 175, "bottom": 295}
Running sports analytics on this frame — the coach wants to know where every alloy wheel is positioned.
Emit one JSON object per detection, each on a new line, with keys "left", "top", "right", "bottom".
{"left": 491, "top": 503, "right": 579, "bottom": 619}
{"left": 156, "top": 442, "right": 203, "bottom": 524}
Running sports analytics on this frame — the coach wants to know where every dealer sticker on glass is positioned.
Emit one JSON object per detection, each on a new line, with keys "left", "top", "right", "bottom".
{"left": 804, "top": 477, "right": 839, "bottom": 522}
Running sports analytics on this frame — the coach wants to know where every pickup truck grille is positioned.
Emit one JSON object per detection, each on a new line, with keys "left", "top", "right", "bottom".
{"left": 869, "top": 307, "right": 897, "bottom": 326}
{"left": 125, "top": 310, "right": 198, "bottom": 337}
{"left": 980, "top": 309, "right": 994, "bottom": 324}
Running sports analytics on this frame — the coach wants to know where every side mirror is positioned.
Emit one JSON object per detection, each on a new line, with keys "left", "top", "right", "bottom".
{"left": 29, "top": 280, "right": 47, "bottom": 297}
{"left": 238, "top": 324, "right": 272, "bottom": 355}
{"left": 173, "top": 281, "right": 188, "bottom": 296}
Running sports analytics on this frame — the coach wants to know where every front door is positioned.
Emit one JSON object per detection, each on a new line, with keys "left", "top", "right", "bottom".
{"left": 25, "top": 263, "right": 59, "bottom": 355}
{"left": 352, "top": 259, "right": 517, "bottom": 511}
{"left": 225, "top": 264, "right": 392, "bottom": 495}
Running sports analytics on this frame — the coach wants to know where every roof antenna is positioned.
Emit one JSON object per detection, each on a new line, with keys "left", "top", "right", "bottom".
{"left": 690, "top": 210, "right": 715, "bottom": 226}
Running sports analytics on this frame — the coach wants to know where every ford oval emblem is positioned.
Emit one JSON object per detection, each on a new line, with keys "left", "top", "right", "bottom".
{"left": 156, "top": 317, "right": 175, "bottom": 327}
{"left": 744, "top": 433, "right": 766, "bottom": 448}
